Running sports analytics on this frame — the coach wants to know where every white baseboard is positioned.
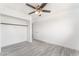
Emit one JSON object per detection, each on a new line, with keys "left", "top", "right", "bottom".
{"left": 35, "top": 38, "right": 79, "bottom": 51}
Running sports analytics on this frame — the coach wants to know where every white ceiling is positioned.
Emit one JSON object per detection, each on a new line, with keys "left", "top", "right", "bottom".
{"left": 0, "top": 3, "right": 79, "bottom": 22}
{"left": 0, "top": 3, "right": 41, "bottom": 20}
{"left": 0, "top": 3, "right": 52, "bottom": 22}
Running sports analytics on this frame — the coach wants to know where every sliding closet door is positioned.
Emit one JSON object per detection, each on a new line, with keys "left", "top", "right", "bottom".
{"left": 1, "top": 14, "right": 28, "bottom": 47}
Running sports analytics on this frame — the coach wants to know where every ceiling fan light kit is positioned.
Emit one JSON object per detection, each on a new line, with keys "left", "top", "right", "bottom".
{"left": 26, "top": 3, "right": 51, "bottom": 16}
{"left": 35, "top": 10, "right": 42, "bottom": 16}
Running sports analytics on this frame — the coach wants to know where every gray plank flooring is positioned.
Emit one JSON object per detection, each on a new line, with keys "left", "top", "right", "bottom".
{"left": 0, "top": 39, "right": 79, "bottom": 56}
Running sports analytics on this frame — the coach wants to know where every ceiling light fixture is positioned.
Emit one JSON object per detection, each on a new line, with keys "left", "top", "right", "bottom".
{"left": 26, "top": 3, "right": 51, "bottom": 16}
{"left": 35, "top": 10, "right": 42, "bottom": 16}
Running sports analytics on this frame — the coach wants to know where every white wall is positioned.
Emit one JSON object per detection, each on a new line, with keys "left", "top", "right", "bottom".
{"left": 33, "top": 4, "right": 79, "bottom": 50}
{"left": 0, "top": 14, "right": 28, "bottom": 47}
{"left": 0, "top": 15, "right": 1, "bottom": 52}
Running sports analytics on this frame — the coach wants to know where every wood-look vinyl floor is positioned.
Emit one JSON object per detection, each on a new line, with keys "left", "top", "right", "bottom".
{"left": 0, "top": 39, "right": 79, "bottom": 56}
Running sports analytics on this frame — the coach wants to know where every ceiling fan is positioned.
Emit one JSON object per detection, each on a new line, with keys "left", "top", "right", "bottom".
{"left": 25, "top": 3, "right": 51, "bottom": 16}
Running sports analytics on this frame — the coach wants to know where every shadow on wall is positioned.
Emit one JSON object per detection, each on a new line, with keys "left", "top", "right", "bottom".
{"left": 33, "top": 3, "right": 79, "bottom": 50}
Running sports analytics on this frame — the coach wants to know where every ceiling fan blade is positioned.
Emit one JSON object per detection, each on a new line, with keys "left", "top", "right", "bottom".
{"left": 42, "top": 10, "right": 51, "bottom": 13}
{"left": 26, "top": 3, "right": 36, "bottom": 9}
{"left": 28, "top": 11, "right": 35, "bottom": 15}
{"left": 39, "top": 3, "right": 47, "bottom": 9}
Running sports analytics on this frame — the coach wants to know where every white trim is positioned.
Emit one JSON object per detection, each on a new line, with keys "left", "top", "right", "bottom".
{"left": 27, "top": 16, "right": 32, "bottom": 42}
